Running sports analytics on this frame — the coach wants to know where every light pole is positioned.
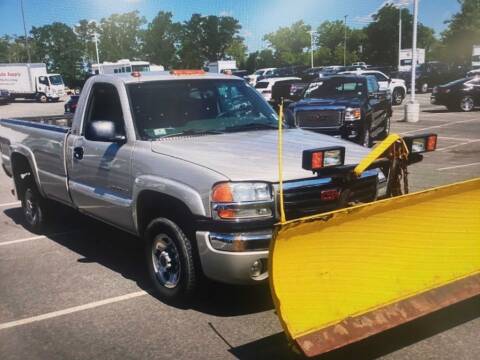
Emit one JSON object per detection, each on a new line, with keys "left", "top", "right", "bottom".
{"left": 308, "top": 30, "right": 315, "bottom": 68}
{"left": 93, "top": 32, "right": 100, "bottom": 65}
{"left": 398, "top": 7, "right": 402, "bottom": 71}
{"left": 343, "top": 15, "right": 348, "bottom": 66}
{"left": 405, "top": 0, "right": 420, "bottom": 123}
{"left": 20, "top": 0, "right": 31, "bottom": 63}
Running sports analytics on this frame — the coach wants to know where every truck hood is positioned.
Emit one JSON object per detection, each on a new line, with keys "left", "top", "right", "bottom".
{"left": 292, "top": 97, "right": 363, "bottom": 110}
{"left": 150, "top": 129, "right": 370, "bottom": 182}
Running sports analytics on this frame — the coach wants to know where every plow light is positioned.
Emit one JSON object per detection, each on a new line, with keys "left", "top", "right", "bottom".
{"left": 302, "top": 147, "right": 345, "bottom": 171}
{"left": 404, "top": 134, "right": 437, "bottom": 154}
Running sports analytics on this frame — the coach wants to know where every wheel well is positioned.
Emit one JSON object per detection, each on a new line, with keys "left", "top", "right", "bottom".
{"left": 393, "top": 87, "right": 405, "bottom": 96}
{"left": 136, "top": 190, "right": 196, "bottom": 239}
{"left": 11, "top": 153, "right": 34, "bottom": 200}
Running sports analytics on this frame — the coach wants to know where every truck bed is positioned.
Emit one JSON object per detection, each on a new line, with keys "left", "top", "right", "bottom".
{"left": 1, "top": 114, "right": 73, "bottom": 131}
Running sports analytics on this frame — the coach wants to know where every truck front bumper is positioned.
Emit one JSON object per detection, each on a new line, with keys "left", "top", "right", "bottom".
{"left": 196, "top": 230, "right": 270, "bottom": 284}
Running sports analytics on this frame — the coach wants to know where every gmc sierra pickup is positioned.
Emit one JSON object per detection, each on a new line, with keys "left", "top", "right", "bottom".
{"left": 0, "top": 71, "right": 386, "bottom": 302}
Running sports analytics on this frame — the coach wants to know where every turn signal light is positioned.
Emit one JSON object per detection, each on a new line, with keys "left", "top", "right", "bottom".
{"left": 302, "top": 147, "right": 345, "bottom": 171}
{"left": 211, "top": 183, "right": 234, "bottom": 202}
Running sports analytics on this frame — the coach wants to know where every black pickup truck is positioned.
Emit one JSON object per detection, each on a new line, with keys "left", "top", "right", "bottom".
{"left": 284, "top": 75, "right": 392, "bottom": 147}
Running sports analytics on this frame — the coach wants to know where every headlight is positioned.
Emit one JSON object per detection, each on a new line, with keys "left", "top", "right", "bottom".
{"left": 211, "top": 182, "right": 274, "bottom": 220}
{"left": 345, "top": 107, "right": 362, "bottom": 121}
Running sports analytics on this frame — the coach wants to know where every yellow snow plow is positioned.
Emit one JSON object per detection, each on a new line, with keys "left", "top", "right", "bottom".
{"left": 271, "top": 114, "right": 480, "bottom": 357}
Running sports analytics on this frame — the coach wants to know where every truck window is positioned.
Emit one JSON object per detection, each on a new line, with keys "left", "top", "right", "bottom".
{"left": 127, "top": 79, "right": 277, "bottom": 139}
{"left": 366, "top": 76, "right": 379, "bottom": 93}
{"left": 38, "top": 76, "right": 49, "bottom": 86}
{"left": 84, "top": 83, "right": 125, "bottom": 140}
{"left": 304, "top": 78, "right": 365, "bottom": 98}
{"left": 49, "top": 75, "right": 64, "bottom": 85}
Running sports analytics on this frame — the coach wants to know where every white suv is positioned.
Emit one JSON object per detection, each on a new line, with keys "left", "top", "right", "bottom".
{"left": 341, "top": 70, "right": 407, "bottom": 105}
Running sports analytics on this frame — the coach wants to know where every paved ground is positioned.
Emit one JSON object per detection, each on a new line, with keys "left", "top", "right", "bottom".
{"left": 0, "top": 95, "right": 479, "bottom": 360}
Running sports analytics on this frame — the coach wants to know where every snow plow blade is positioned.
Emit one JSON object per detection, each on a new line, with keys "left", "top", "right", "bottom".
{"left": 270, "top": 178, "right": 480, "bottom": 357}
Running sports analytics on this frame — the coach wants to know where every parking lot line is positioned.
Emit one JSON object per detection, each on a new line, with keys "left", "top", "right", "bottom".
{"left": 0, "top": 201, "right": 20, "bottom": 208}
{"left": 401, "top": 118, "right": 479, "bottom": 135}
{"left": 437, "top": 162, "right": 480, "bottom": 171}
{"left": 437, "top": 139, "right": 480, "bottom": 151}
{"left": 0, "top": 291, "right": 148, "bottom": 331}
{"left": 0, "top": 231, "right": 78, "bottom": 246}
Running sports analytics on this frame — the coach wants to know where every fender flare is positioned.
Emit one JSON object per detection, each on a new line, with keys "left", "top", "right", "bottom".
{"left": 9, "top": 144, "right": 46, "bottom": 198}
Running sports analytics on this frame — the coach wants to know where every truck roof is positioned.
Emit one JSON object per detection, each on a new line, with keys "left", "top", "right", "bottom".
{"left": 98, "top": 71, "right": 241, "bottom": 84}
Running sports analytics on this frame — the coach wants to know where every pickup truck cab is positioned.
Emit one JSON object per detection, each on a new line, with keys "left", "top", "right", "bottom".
{"left": 285, "top": 75, "right": 392, "bottom": 147}
{"left": 0, "top": 71, "right": 384, "bottom": 302}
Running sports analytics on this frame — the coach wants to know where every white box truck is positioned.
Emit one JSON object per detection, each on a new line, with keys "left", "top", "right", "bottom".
{"left": 472, "top": 45, "right": 480, "bottom": 69}
{"left": 399, "top": 48, "right": 425, "bottom": 72}
{"left": 205, "top": 60, "right": 237, "bottom": 74}
{"left": 0, "top": 63, "right": 65, "bottom": 102}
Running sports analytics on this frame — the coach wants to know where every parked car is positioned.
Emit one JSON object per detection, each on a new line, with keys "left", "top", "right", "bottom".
{"left": 0, "top": 89, "right": 11, "bottom": 105}
{"left": 264, "top": 65, "right": 309, "bottom": 79}
{"left": 340, "top": 69, "right": 407, "bottom": 105}
{"left": 0, "top": 71, "right": 390, "bottom": 303}
{"left": 247, "top": 68, "right": 276, "bottom": 85}
{"left": 431, "top": 77, "right": 480, "bottom": 112}
{"left": 255, "top": 76, "right": 301, "bottom": 102}
{"left": 285, "top": 75, "right": 392, "bottom": 147}
{"left": 467, "top": 68, "right": 480, "bottom": 77}
{"left": 64, "top": 95, "right": 80, "bottom": 114}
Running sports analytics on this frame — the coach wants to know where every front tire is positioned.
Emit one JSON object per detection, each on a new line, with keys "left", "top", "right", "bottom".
{"left": 420, "top": 83, "right": 429, "bottom": 93}
{"left": 37, "top": 94, "right": 48, "bottom": 103}
{"left": 361, "top": 126, "right": 372, "bottom": 148}
{"left": 392, "top": 88, "right": 404, "bottom": 105}
{"left": 145, "top": 218, "right": 198, "bottom": 304}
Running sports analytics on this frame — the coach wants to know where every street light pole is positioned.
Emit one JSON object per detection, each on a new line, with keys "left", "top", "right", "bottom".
{"left": 93, "top": 32, "right": 100, "bottom": 65}
{"left": 343, "top": 15, "right": 348, "bottom": 66}
{"left": 405, "top": 0, "right": 420, "bottom": 123}
{"left": 20, "top": 0, "right": 31, "bottom": 63}
{"left": 398, "top": 7, "right": 402, "bottom": 71}
{"left": 309, "top": 30, "right": 315, "bottom": 68}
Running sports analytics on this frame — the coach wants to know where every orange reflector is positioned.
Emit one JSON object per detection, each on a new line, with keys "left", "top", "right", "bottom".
{"left": 427, "top": 135, "right": 437, "bottom": 151}
{"left": 170, "top": 69, "right": 206, "bottom": 76}
{"left": 211, "top": 183, "right": 233, "bottom": 203}
{"left": 312, "top": 152, "right": 324, "bottom": 170}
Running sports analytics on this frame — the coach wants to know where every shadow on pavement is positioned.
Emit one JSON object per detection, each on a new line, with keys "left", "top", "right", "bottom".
{"left": 230, "top": 295, "right": 480, "bottom": 360}
{"left": 3, "top": 205, "right": 274, "bottom": 317}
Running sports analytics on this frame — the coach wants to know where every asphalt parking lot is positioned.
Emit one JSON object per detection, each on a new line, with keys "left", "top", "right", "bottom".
{"left": 0, "top": 95, "right": 479, "bottom": 360}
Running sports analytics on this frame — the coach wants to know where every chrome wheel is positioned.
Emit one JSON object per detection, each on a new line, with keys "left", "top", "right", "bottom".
{"left": 460, "top": 96, "right": 474, "bottom": 112}
{"left": 23, "top": 189, "right": 39, "bottom": 226}
{"left": 152, "top": 233, "right": 181, "bottom": 289}
{"left": 392, "top": 89, "right": 403, "bottom": 105}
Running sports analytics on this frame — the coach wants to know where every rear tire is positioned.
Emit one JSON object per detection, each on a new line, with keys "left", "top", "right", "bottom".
{"left": 21, "top": 183, "right": 50, "bottom": 233}
{"left": 145, "top": 218, "right": 198, "bottom": 304}
{"left": 459, "top": 96, "right": 474, "bottom": 112}
{"left": 420, "top": 83, "right": 429, "bottom": 93}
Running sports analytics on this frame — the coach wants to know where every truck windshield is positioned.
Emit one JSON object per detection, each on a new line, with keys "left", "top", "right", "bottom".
{"left": 304, "top": 78, "right": 365, "bottom": 99}
{"left": 128, "top": 79, "right": 278, "bottom": 140}
{"left": 49, "top": 75, "right": 64, "bottom": 85}
{"left": 132, "top": 64, "right": 150, "bottom": 72}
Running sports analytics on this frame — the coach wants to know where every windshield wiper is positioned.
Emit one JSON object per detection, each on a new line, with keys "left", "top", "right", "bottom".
{"left": 159, "top": 129, "right": 224, "bottom": 139}
{"left": 224, "top": 123, "right": 278, "bottom": 133}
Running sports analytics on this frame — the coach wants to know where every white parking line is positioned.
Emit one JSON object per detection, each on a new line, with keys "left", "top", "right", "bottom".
{"left": 0, "top": 231, "right": 78, "bottom": 246}
{"left": 0, "top": 201, "right": 20, "bottom": 208}
{"left": 437, "top": 162, "right": 480, "bottom": 171}
{"left": 401, "top": 118, "right": 480, "bottom": 135}
{"left": 0, "top": 291, "right": 148, "bottom": 331}
{"left": 437, "top": 139, "right": 480, "bottom": 151}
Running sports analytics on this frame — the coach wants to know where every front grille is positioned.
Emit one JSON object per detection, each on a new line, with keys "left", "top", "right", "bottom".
{"left": 296, "top": 110, "right": 343, "bottom": 128}
{"left": 282, "top": 176, "right": 377, "bottom": 220}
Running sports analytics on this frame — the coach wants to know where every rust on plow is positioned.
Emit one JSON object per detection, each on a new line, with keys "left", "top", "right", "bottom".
{"left": 296, "top": 273, "right": 480, "bottom": 357}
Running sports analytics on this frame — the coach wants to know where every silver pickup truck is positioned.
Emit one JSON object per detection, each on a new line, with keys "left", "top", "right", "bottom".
{"left": 0, "top": 71, "right": 385, "bottom": 302}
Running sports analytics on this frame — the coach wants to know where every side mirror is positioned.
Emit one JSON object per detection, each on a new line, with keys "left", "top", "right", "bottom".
{"left": 86, "top": 121, "right": 126, "bottom": 143}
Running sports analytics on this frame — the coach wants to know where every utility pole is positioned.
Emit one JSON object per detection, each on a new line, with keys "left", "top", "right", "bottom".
{"left": 93, "top": 32, "right": 100, "bottom": 65}
{"left": 405, "top": 0, "right": 420, "bottom": 123}
{"left": 308, "top": 30, "right": 315, "bottom": 68}
{"left": 398, "top": 7, "right": 402, "bottom": 71}
{"left": 343, "top": 15, "right": 348, "bottom": 66}
{"left": 20, "top": 0, "right": 31, "bottom": 63}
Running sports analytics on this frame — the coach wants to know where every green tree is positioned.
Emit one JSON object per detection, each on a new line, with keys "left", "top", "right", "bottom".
{"left": 226, "top": 36, "right": 247, "bottom": 67}
{"left": 244, "top": 49, "right": 279, "bottom": 72}
{"left": 74, "top": 19, "right": 99, "bottom": 64}
{"left": 178, "top": 14, "right": 244, "bottom": 67}
{"left": 143, "top": 11, "right": 181, "bottom": 68}
{"left": 30, "top": 22, "right": 83, "bottom": 84}
{"left": 98, "top": 11, "right": 146, "bottom": 62}
{"left": 263, "top": 21, "right": 311, "bottom": 65}
{"left": 441, "top": 0, "right": 480, "bottom": 65}
{"left": 363, "top": 4, "right": 437, "bottom": 65}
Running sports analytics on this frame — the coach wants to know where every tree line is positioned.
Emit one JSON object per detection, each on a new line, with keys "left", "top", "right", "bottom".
{"left": 0, "top": 0, "right": 478, "bottom": 85}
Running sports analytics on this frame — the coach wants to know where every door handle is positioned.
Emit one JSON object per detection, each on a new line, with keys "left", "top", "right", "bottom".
{"left": 73, "top": 146, "right": 84, "bottom": 160}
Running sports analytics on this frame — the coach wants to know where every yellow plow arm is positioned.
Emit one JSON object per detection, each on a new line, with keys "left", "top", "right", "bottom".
{"left": 270, "top": 178, "right": 480, "bottom": 357}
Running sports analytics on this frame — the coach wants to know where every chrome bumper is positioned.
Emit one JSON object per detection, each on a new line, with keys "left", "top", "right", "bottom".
{"left": 196, "top": 231, "right": 270, "bottom": 284}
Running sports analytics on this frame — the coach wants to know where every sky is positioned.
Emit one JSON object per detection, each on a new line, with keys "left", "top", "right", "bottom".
{"left": 0, "top": 0, "right": 460, "bottom": 52}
